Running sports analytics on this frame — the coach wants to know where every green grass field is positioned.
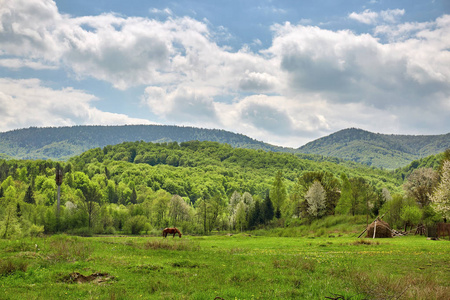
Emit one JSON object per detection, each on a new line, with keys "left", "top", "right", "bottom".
{"left": 0, "top": 234, "right": 449, "bottom": 299}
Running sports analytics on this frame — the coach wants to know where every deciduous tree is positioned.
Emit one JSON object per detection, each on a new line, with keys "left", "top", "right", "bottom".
{"left": 305, "top": 181, "right": 326, "bottom": 218}
{"left": 403, "top": 168, "right": 438, "bottom": 207}
{"left": 430, "top": 160, "right": 450, "bottom": 219}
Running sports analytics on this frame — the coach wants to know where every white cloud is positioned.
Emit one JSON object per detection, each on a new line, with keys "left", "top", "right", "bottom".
{"left": 0, "top": 0, "right": 449, "bottom": 147}
{"left": 349, "top": 9, "right": 404, "bottom": 25}
{"left": 0, "top": 58, "right": 57, "bottom": 70}
{"left": 143, "top": 86, "right": 218, "bottom": 124}
{"left": 150, "top": 8, "right": 173, "bottom": 16}
{"left": 0, "top": 78, "right": 152, "bottom": 131}
{"left": 380, "top": 9, "right": 405, "bottom": 23}
{"left": 349, "top": 9, "right": 379, "bottom": 25}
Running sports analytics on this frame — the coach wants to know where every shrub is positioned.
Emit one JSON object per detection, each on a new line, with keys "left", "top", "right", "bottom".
{"left": 124, "top": 215, "right": 147, "bottom": 235}
{"left": 29, "top": 224, "right": 45, "bottom": 237}
{"left": 105, "top": 226, "right": 116, "bottom": 235}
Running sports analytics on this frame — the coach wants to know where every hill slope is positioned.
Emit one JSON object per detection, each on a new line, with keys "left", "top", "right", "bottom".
{"left": 0, "top": 125, "right": 289, "bottom": 160}
{"left": 298, "top": 128, "right": 450, "bottom": 169}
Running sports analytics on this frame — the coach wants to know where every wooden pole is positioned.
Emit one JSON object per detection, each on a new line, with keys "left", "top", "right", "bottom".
{"left": 357, "top": 213, "right": 387, "bottom": 238}
{"left": 373, "top": 220, "right": 377, "bottom": 239}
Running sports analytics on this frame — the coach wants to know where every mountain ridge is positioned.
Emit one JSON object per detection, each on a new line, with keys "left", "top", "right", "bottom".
{"left": 0, "top": 125, "right": 290, "bottom": 161}
{"left": 0, "top": 125, "right": 449, "bottom": 169}
{"left": 298, "top": 128, "right": 450, "bottom": 169}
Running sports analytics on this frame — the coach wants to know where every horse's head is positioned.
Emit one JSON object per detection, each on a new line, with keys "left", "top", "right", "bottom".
{"left": 176, "top": 228, "right": 182, "bottom": 238}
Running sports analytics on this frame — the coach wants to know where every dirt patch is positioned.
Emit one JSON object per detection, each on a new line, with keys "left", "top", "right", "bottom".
{"left": 62, "top": 272, "right": 114, "bottom": 284}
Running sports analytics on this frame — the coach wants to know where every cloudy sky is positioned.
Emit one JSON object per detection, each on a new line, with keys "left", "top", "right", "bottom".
{"left": 1, "top": 0, "right": 449, "bottom": 147}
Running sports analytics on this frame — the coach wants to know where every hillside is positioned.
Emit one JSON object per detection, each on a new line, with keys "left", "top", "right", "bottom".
{"left": 1, "top": 126, "right": 448, "bottom": 169}
{"left": 298, "top": 128, "right": 450, "bottom": 169}
{"left": 0, "top": 125, "right": 289, "bottom": 160}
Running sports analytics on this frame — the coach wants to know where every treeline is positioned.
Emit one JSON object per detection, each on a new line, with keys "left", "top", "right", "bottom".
{"left": 0, "top": 141, "right": 447, "bottom": 238}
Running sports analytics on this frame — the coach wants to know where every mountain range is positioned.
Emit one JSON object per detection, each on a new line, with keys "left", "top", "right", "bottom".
{"left": 0, "top": 125, "right": 449, "bottom": 169}
{"left": 298, "top": 128, "right": 450, "bottom": 169}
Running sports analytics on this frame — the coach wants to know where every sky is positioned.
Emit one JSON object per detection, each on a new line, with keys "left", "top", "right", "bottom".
{"left": 0, "top": 0, "right": 449, "bottom": 148}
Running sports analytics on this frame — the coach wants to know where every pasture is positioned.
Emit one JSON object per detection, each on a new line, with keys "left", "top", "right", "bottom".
{"left": 0, "top": 234, "right": 449, "bottom": 299}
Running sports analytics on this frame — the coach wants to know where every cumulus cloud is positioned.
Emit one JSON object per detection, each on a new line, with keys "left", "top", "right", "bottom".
{"left": 1, "top": 0, "right": 449, "bottom": 147}
{"left": 143, "top": 86, "right": 218, "bottom": 124}
{"left": 349, "top": 9, "right": 404, "bottom": 25}
{"left": 349, "top": 9, "right": 379, "bottom": 25}
{"left": 0, "top": 78, "right": 152, "bottom": 132}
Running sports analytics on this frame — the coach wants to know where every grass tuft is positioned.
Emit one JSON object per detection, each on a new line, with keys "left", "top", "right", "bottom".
{"left": 0, "top": 259, "right": 28, "bottom": 276}
{"left": 352, "top": 239, "right": 380, "bottom": 246}
{"left": 144, "top": 239, "right": 200, "bottom": 251}
{"left": 47, "top": 235, "right": 92, "bottom": 262}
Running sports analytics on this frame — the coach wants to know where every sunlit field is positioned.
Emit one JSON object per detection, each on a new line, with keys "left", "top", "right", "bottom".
{"left": 1, "top": 234, "right": 449, "bottom": 299}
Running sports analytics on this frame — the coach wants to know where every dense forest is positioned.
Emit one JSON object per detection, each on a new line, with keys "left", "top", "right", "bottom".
{"left": 0, "top": 141, "right": 448, "bottom": 239}
{"left": 298, "top": 128, "right": 450, "bottom": 169}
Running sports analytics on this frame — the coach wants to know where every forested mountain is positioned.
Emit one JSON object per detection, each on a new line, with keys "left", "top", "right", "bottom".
{"left": 1, "top": 126, "right": 448, "bottom": 169}
{"left": 298, "top": 128, "right": 450, "bottom": 169}
{"left": 0, "top": 125, "right": 288, "bottom": 160}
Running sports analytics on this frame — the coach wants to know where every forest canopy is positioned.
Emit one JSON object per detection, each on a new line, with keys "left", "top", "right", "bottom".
{"left": 0, "top": 141, "right": 447, "bottom": 238}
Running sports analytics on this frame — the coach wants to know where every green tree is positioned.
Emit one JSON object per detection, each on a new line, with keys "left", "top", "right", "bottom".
{"left": 270, "top": 171, "right": 286, "bottom": 213}
{"left": 235, "top": 201, "right": 247, "bottom": 232}
{"left": 335, "top": 174, "right": 352, "bottom": 215}
{"left": 249, "top": 199, "right": 262, "bottom": 229}
{"left": 24, "top": 185, "right": 35, "bottom": 204}
{"left": 129, "top": 187, "right": 137, "bottom": 204}
{"left": 400, "top": 205, "right": 422, "bottom": 232}
{"left": 381, "top": 194, "right": 406, "bottom": 229}
{"left": 1, "top": 202, "right": 21, "bottom": 238}
{"left": 262, "top": 194, "right": 274, "bottom": 224}
{"left": 286, "top": 177, "right": 305, "bottom": 218}
{"left": 78, "top": 182, "right": 102, "bottom": 229}
{"left": 169, "top": 195, "right": 190, "bottom": 226}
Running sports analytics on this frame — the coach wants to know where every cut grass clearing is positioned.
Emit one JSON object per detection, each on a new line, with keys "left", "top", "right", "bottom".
{"left": 0, "top": 234, "right": 448, "bottom": 299}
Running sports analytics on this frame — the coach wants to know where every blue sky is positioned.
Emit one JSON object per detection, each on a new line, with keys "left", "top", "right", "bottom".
{"left": 0, "top": 0, "right": 449, "bottom": 147}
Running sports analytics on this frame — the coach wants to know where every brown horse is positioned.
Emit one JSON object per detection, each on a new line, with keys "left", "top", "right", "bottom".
{"left": 437, "top": 223, "right": 450, "bottom": 240}
{"left": 163, "top": 227, "right": 182, "bottom": 238}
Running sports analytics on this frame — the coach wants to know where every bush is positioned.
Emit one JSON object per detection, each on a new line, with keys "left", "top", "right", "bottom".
{"left": 29, "top": 224, "right": 45, "bottom": 237}
{"left": 105, "top": 226, "right": 116, "bottom": 235}
{"left": 124, "top": 215, "right": 147, "bottom": 235}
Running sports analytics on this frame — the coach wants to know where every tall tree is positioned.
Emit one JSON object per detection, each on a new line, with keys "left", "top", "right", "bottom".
{"left": 430, "top": 160, "right": 450, "bottom": 219}
{"left": 305, "top": 181, "right": 326, "bottom": 218}
{"left": 23, "top": 185, "right": 35, "bottom": 204}
{"left": 0, "top": 202, "right": 21, "bottom": 239}
{"left": 168, "top": 195, "right": 190, "bottom": 226}
{"left": 404, "top": 168, "right": 439, "bottom": 207}
{"left": 335, "top": 174, "right": 352, "bottom": 215}
{"left": 129, "top": 187, "right": 137, "bottom": 204}
{"left": 235, "top": 201, "right": 247, "bottom": 232}
{"left": 270, "top": 171, "right": 286, "bottom": 213}
{"left": 78, "top": 182, "right": 102, "bottom": 229}
{"left": 262, "top": 194, "right": 274, "bottom": 224}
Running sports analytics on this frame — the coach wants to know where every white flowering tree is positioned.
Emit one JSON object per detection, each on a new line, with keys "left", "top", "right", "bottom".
{"left": 306, "top": 181, "right": 326, "bottom": 218}
{"left": 430, "top": 160, "right": 450, "bottom": 219}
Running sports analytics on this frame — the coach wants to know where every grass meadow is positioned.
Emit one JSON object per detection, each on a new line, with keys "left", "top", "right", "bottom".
{"left": 0, "top": 234, "right": 449, "bottom": 299}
